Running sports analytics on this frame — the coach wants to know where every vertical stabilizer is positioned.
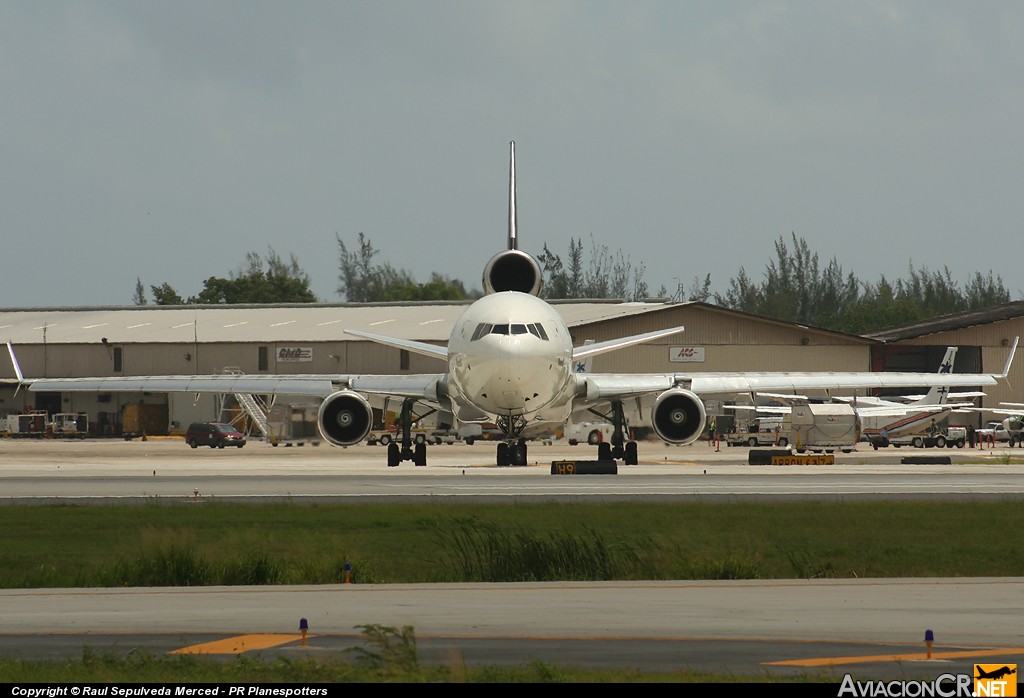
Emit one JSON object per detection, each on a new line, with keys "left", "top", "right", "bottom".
{"left": 482, "top": 141, "right": 543, "bottom": 295}
{"left": 919, "top": 346, "right": 958, "bottom": 405}
{"left": 508, "top": 140, "right": 517, "bottom": 250}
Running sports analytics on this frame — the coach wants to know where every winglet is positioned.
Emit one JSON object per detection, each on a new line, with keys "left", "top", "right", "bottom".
{"left": 7, "top": 341, "right": 26, "bottom": 396}
{"left": 999, "top": 336, "right": 1019, "bottom": 379}
{"left": 507, "top": 140, "right": 517, "bottom": 251}
{"left": 7, "top": 342, "right": 24, "bottom": 383}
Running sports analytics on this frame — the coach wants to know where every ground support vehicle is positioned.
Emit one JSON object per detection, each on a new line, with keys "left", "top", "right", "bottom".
{"left": 265, "top": 403, "right": 321, "bottom": 446}
{"left": 563, "top": 421, "right": 615, "bottom": 446}
{"left": 974, "top": 419, "right": 1024, "bottom": 446}
{"left": 4, "top": 411, "right": 48, "bottom": 438}
{"left": 725, "top": 417, "right": 789, "bottom": 448}
{"left": 51, "top": 413, "right": 88, "bottom": 438}
{"left": 786, "top": 404, "right": 859, "bottom": 454}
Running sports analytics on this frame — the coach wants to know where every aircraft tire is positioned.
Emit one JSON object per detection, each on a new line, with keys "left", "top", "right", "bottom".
{"left": 496, "top": 442, "right": 510, "bottom": 466}
{"left": 387, "top": 442, "right": 401, "bottom": 467}
{"left": 597, "top": 442, "right": 612, "bottom": 461}
{"left": 414, "top": 442, "right": 427, "bottom": 466}
{"left": 510, "top": 442, "right": 526, "bottom": 466}
{"left": 624, "top": 441, "right": 638, "bottom": 465}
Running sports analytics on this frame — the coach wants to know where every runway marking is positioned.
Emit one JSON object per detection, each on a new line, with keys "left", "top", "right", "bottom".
{"left": 766, "top": 647, "right": 1024, "bottom": 667}
{"left": 170, "top": 633, "right": 310, "bottom": 655}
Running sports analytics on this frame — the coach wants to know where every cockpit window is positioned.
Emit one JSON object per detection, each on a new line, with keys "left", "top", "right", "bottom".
{"left": 471, "top": 323, "right": 492, "bottom": 341}
{"left": 471, "top": 321, "right": 549, "bottom": 340}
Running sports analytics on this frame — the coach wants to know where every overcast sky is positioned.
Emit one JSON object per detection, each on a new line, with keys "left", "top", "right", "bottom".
{"left": 2, "top": 1, "right": 1023, "bottom": 308}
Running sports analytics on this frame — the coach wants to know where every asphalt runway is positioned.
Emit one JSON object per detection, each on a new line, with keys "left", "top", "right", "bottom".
{"left": 2, "top": 436, "right": 1023, "bottom": 681}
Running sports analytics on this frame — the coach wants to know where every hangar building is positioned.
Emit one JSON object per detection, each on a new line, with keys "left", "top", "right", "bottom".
{"left": 0, "top": 300, "right": 1019, "bottom": 438}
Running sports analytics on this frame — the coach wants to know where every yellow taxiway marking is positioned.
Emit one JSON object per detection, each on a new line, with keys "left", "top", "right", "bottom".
{"left": 171, "top": 633, "right": 311, "bottom": 655}
{"left": 766, "top": 647, "right": 1024, "bottom": 667}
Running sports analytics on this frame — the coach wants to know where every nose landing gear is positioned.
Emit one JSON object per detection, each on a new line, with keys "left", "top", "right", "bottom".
{"left": 494, "top": 414, "right": 529, "bottom": 466}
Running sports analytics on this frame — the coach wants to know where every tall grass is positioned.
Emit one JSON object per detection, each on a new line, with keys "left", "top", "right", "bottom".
{"left": 2, "top": 500, "right": 1024, "bottom": 587}
{"left": 436, "top": 519, "right": 651, "bottom": 581}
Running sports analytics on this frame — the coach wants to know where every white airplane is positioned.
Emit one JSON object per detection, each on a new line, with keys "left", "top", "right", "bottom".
{"left": 849, "top": 347, "right": 980, "bottom": 446}
{"left": 6, "top": 142, "right": 1020, "bottom": 467}
{"left": 727, "top": 348, "right": 981, "bottom": 443}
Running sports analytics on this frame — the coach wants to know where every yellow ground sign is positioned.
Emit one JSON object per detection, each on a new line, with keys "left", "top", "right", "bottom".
{"left": 770, "top": 454, "right": 835, "bottom": 465}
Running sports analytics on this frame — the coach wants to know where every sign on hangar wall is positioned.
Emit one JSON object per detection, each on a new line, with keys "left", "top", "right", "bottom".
{"left": 277, "top": 347, "right": 313, "bottom": 362}
{"left": 669, "top": 346, "right": 705, "bottom": 363}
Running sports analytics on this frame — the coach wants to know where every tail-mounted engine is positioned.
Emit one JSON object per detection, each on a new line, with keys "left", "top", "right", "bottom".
{"left": 482, "top": 249, "right": 543, "bottom": 296}
{"left": 651, "top": 388, "right": 706, "bottom": 445}
{"left": 317, "top": 390, "right": 373, "bottom": 447}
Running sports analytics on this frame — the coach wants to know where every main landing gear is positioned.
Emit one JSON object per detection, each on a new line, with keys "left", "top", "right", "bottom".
{"left": 387, "top": 399, "right": 428, "bottom": 467}
{"left": 590, "top": 400, "right": 640, "bottom": 465}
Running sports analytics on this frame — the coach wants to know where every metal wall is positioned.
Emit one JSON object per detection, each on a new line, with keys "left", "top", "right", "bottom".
{"left": 873, "top": 320, "right": 1024, "bottom": 416}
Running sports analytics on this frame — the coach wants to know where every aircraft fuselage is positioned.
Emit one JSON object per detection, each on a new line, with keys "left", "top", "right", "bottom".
{"left": 447, "top": 292, "right": 575, "bottom": 423}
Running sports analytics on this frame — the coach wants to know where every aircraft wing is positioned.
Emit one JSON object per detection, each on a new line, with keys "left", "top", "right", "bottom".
{"left": 687, "top": 371, "right": 1003, "bottom": 395}
{"left": 343, "top": 329, "right": 448, "bottom": 361}
{"left": 572, "top": 326, "right": 685, "bottom": 361}
{"left": 579, "top": 368, "right": 1007, "bottom": 406}
{"left": 18, "top": 373, "right": 448, "bottom": 403}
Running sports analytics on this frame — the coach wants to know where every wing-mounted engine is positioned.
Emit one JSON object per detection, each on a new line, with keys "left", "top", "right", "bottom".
{"left": 482, "top": 249, "right": 543, "bottom": 296}
{"left": 317, "top": 390, "right": 373, "bottom": 447}
{"left": 651, "top": 388, "right": 706, "bottom": 445}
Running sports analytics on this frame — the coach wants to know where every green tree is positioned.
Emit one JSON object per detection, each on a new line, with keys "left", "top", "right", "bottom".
{"left": 150, "top": 282, "right": 185, "bottom": 306}
{"left": 540, "top": 236, "right": 651, "bottom": 301}
{"left": 336, "top": 233, "right": 474, "bottom": 302}
{"left": 712, "top": 233, "right": 1010, "bottom": 334}
{"left": 188, "top": 249, "right": 317, "bottom": 304}
{"left": 132, "top": 278, "right": 147, "bottom": 306}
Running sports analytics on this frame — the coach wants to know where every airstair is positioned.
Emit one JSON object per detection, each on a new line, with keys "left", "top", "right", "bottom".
{"left": 234, "top": 391, "right": 270, "bottom": 437}
{"left": 218, "top": 367, "right": 271, "bottom": 440}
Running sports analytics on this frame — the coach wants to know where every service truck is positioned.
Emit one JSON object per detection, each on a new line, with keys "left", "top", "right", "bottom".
{"left": 51, "top": 413, "right": 88, "bottom": 438}
{"left": 725, "top": 416, "right": 789, "bottom": 448}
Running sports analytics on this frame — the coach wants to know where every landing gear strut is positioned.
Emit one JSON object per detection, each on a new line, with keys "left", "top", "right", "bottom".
{"left": 387, "top": 399, "right": 429, "bottom": 467}
{"left": 590, "top": 401, "right": 639, "bottom": 465}
{"left": 495, "top": 414, "right": 529, "bottom": 466}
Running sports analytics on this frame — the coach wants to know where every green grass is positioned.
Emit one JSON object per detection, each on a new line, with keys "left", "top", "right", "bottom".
{"left": 1, "top": 500, "right": 1023, "bottom": 587}
{"left": 1, "top": 499, "right": 1019, "bottom": 681}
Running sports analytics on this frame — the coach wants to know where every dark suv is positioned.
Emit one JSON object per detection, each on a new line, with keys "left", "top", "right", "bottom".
{"left": 185, "top": 422, "right": 246, "bottom": 449}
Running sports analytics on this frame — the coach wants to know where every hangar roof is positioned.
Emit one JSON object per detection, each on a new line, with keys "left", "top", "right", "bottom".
{"left": 0, "top": 300, "right": 676, "bottom": 345}
{"left": 864, "top": 301, "right": 1024, "bottom": 342}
